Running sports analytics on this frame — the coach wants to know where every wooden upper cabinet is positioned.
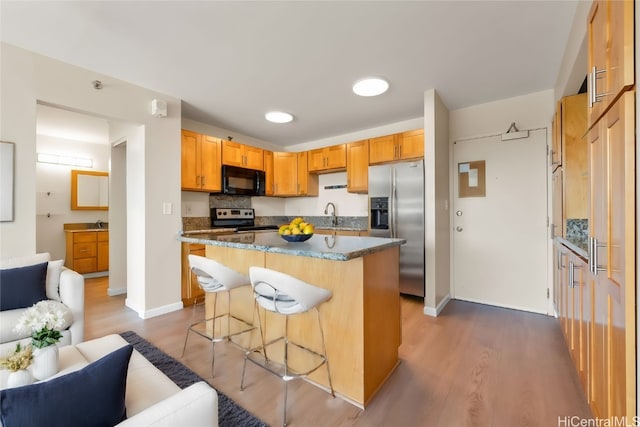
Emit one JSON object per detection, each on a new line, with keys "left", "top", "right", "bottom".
{"left": 562, "top": 94, "right": 588, "bottom": 221}
{"left": 587, "top": 0, "right": 634, "bottom": 128}
{"left": 346, "top": 140, "right": 369, "bottom": 193}
{"left": 397, "top": 129, "right": 424, "bottom": 160}
{"left": 369, "top": 134, "right": 397, "bottom": 164}
{"left": 308, "top": 144, "right": 346, "bottom": 172}
{"left": 273, "top": 152, "right": 298, "bottom": 196}
{"left": 551, "top": 101, "right": 562, "bottom": 168}
{"left": 369, "top": 130, "right": 424, "bottom": 164}
{"left": 297, "top": 151, "right": 318, "bottom": 196}
{"left": 263, "top": 150, "right": 274, "bottom": 196}
{"left": 222, "top": 140, "right": 264, "bottom": 170}
{"left": 181, "top": 130, "right": 222, "bottom": 192}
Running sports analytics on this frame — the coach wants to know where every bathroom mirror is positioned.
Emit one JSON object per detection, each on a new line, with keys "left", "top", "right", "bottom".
{"left": 71, "top": 170, "right": 109, "bottom": 210}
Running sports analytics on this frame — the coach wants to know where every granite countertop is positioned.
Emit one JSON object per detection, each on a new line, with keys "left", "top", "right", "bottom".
{"left": 178, "top": 231, "right": 405, "bottom": 261}
{"left": 315, "top": 226, "right": 368, "bottom": 232}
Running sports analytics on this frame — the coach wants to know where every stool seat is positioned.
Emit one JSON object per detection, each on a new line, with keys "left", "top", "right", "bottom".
{"left": 241, "top": 267, "right": 334, "bottom": 426}
{"left": 181, "top": 255, "right": 254, "bottom": 377}
{"left": 251, "top": 267, "right": 332, "bottom": 315}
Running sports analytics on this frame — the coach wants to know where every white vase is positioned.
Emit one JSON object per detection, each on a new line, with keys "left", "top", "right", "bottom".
{"left": 31, "top": 345, "right": 59, "bottom": 381}
{"left": 7, "top": 369, "right": 34, "bottom": 388}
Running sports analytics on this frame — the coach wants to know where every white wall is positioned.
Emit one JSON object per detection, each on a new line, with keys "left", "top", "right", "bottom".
{"left": 0, "top": 43, "right": 183, "bottom": 319}
{"left": 35, "top": 135, "right": 110, "bottom": 260}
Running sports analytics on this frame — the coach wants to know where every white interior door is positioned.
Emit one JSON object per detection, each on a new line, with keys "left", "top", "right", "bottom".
{"left": 452, "top": 129, "right": 548, "bottom": 313}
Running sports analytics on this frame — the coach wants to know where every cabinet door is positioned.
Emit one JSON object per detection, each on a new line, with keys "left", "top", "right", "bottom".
{"left": 97, "top": 241, "right": 109, "bottom": 271}
{"left": 587, "top": 0, "right": 634, "bottom": 128}
{"left": 369, "top": 135, "right": 396, "bottom": 164}
{"left": 264, "top": 150, "right": 274, "bottom": 195}
{"left": 551, "top": 101, "right": 562, "bottom": 167}
{"left": 347, "top": 140, "right": 369, "bottom": 193}
{"left": 181, "top": 130, "right": 200, "bottom": 190}
{"left": 563, "top": 94, "right": 588, "bottom": 220}
{"left": 398, "top": 129, "right": 424, "bottom": 160}
{"left": 588, "top": 91, "right": 635, "bottom": 419}
{"left": 308, "top": 148, "right": 326, "bottom": 172}
{"left": 551, "top": 168, "right": 563, "bottom": 238}
{"left": 200, "top": 135, "right": 222, "bottom": 192}
{"left": 326, "top": 144, "right": 346, "bottom": 169}
{"left": 273, "top": 152, "right": 298, "bottom": 196}
{"left": 244, "top": 145, "right": 264, "bottom": 170}
{"left": 222, "top": 141, "right": 245, "bottom": 167}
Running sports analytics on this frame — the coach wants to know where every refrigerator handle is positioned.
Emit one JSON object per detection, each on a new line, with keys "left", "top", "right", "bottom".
{"left": 390, "top": 167, "right": 397, "bottom": 238}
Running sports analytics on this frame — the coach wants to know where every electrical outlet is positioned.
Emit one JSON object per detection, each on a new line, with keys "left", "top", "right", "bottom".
{"left": 162, "top": 202, "right": 172, "bottom": 215}
{"left": 185, "top": 204, "right": 192, "bottom": 215}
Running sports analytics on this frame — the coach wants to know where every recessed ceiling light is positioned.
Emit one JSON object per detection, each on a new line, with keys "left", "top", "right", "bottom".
{"left": 352, "top": 77, "right": 389, "bottom": 97}
{"left": 265, "top": 111, "right": 293, "bottom": 123}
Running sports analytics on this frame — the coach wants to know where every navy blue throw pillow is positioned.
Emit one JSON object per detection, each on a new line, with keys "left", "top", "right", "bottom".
{"left": 0, "top": 344, "right": 133, "bottom": 427}
{"left": 0, "top": 262, "right": 48, "bottom": 311}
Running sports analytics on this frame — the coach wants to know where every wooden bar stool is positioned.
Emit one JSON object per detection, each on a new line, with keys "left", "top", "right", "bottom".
{"left": 181, "top": 254, "right": 254, "bottom": 377}
{"left": 240, "top": 266, "right": 334, "bottom": 426}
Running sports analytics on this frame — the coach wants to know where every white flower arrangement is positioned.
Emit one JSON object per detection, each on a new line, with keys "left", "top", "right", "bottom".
{"left": 15, "top": 301, "right": 66, "bottom": 348}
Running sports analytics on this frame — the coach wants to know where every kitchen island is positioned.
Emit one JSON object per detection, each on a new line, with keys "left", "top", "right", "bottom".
{"left": 178, "top": 231, "right": 405, "bottom": 407}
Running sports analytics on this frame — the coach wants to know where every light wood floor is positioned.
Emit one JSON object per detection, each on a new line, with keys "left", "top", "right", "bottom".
{"left": 85, "top": 277, "right": 593, "bottom": 426}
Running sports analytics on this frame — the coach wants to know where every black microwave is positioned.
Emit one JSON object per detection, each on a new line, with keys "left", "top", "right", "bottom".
{"left": 221, "top": 165, "right": 265, "bottom": 196}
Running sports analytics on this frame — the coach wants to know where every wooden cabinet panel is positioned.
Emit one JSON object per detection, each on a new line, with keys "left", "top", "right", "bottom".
{"left": 181, "top": 130, "right": 200, "bottom": 190}
{"left": 369, "top": 135, "right": 396, "bottom": 164}
{"left": 181, "top": 130, "right": 222, "bottom": 192}
{"left": 263, "top": 150, "right": 274, "bottom": 195}
{"left": 244, "top": 145, "right": 264, "bottom": 170}
{"left": 369, "top": 130, "right": 424, "bottom": 164}
{"left": 551, "top": 168, "right": 563, "bottom": 238}
{"left": 347, "top": 140, "right": 369, "bottom": 193}
{"left": 222, "top": 141, "right": 264, "bottom": 170}
{"left": 397, "top": 129, "right": 424, "bottom": 160}
{"left": 200, "top": 135, "right": 222, "bottom": 191}
{"left": 65, "top": 230, "right": 109, "bottom": 274}
{"left": 308, "top": 144, "right": 346, "bottom": 172}
{"left": 181, "top": 243, "right": 205, "bottom": 306}
{"left": 297, "top": 151, "right": 318, "bottom": 196}
{"left": 562, "top": 94, "right": 588, "bottom": 220}
{"left": 273, "top": 152, "right": 298, "bottom": 196}
{"left": 551, "top": 101, "right": 562, "bottom": 167}
{"left": 587, "top": 91, "right": 635, "bottom": 419}
{"left": 587, "top": 0, "right": 634, "bottom": 128}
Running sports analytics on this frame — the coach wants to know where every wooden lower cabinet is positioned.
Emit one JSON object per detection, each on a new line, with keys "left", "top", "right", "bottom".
{"left": 315, "top": 228, "right": 368, "bottom": 237}
{"left": 181, "top": 243, "right": 205, "bottom": 306}
{"left": 65, "top": 230, "right": 109, "bottom": 274}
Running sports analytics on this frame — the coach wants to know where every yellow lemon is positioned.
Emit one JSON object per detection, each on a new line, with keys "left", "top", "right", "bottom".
{"left": 303, "top": 225, "right": 314, "bottom": 235}
{"left": 283, "top": 229, "right": 292, "bottom": 235}
{"left": 291, "top": 217, "right": 304, "bottom": 225}
{"left": 278, "top": 225, "right": 289, "bottom": 235}
{"left": 291, "top": 227, "right": 302, "bottom": 235}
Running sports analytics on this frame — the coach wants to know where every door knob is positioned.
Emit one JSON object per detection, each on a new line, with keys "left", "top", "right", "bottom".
{"left": 456, "top": 226, "right": 463, "bottom": 232}
{"left": 456, "top": 210, "right": 463, "bottom": 217}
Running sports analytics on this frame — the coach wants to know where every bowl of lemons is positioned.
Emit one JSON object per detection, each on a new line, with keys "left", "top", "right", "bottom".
{"left": 278, "top": 217, "right": 314, "bottom": 242}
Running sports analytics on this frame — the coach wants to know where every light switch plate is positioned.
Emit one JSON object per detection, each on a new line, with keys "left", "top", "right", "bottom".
{"left": 163, "top": 202, "right": 172, "bottom": 215}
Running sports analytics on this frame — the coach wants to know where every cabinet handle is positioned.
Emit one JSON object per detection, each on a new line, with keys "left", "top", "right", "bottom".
{"left": 201, "top": 176, "right": 206, "bottom": 186}
{"left": 588, "top": 66, "right": 610, "bottom": 108}
{"left": 196, "top": 176, "right": 201, "bottom": 187}
{"left": 589, "top": 236, "right": 607, "bottom": 275}
{"left": 399, "top": 144, "right": 402, "bottom": 158}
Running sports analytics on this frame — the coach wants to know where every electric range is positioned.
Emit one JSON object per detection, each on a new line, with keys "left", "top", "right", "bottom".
{"left": 210, "top": 208, "right": 279, "bottom": 232}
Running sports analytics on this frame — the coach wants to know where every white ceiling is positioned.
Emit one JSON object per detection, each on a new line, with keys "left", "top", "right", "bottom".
{"left": 2, "top": 1, "right": 580, "bottom": 148}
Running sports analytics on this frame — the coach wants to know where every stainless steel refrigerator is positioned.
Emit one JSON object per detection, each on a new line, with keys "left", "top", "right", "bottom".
{"left": 368, "top": 160, "right": 425, "bottom": 297}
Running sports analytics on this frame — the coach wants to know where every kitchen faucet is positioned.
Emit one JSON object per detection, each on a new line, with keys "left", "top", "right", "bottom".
{"left": 95, "top": 220, "right": 104, "bottom": 229}
{"left": 324, "top": 202, "right": 338, "bottom": 226}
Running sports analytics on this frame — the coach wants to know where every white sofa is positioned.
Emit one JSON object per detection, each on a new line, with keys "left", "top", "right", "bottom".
{"left": 0, "top": 253, "right": 84, "bottom": 355}
{"left": 0, "top": 334, "right": 218, "bottom": 427}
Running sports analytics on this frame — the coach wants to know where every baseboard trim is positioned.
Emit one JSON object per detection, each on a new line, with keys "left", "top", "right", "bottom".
{"left": 423, "top": 293, "right": 451, "bottom": 317}
{"left": 83, "top": 271, "right": 109, "bottom": 279}
{"left": 107, "top": 287, "right": 126, "bottom": 296}
{"left": 138, "top": 302, "right": 184, "bottom": 319}
{"left": 454, "top": 296, "right": 549, "bottom": 315}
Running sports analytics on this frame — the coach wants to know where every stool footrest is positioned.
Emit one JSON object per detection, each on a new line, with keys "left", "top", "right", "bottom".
{"left": 187, "top": 314, "right": 255, "bottom": 343}
{"left": 245, "top": 337, "right": 328, "bottom": 380}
